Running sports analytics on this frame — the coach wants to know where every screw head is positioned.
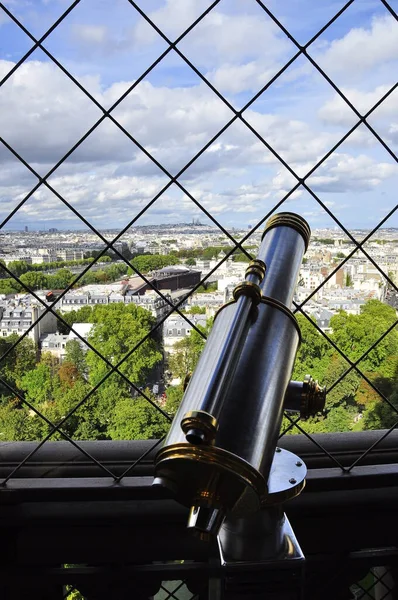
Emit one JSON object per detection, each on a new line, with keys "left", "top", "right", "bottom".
{"left": 295, "top": 461, "right": 302, "bottom": 467}
{"left": 289, "top": 478, "right": 297, "bottom": 485}
{"left": 275, "top": 447, "right": 281, "bottom": 453}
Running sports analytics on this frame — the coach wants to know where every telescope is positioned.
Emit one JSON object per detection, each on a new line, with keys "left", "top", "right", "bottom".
{"left": 154, "top": 212, "right": 325, "bottom": 570}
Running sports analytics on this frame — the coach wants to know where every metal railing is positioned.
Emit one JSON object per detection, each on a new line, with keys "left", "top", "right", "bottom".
{"left": 0, "top": 0, "right": 397, "bottom": 487}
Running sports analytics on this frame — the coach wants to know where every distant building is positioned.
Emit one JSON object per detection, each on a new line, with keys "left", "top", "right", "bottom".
{"left": 152, "top": 267, "right": 201, "bottom": 292}
{"left": 195, "top": 259, "right": 211, "bottom": 273}
{"left": 31, "top": 254, "right": 58, "bottom": 264}
{"left": 108, "top": 291, "right": 125, "bottom": 304}
{"left": 328, "top": 299, "right": 366, "bottom": 315}
{"left": 189, "top": 292, "right": 224, "bottom": 314}
{"left": 0, "top": 255, "right": 32, "bottom": 266}
{"left": 163, "top": 313, "right": 207, "bottom": 354}
{"left": 61, "top": 292, "right": 90, "bottom": 311}
{"left": 55, "top": 249, "right": 85, "bottom": 262}
{"left": 0, "top": 305, "right": 57, "bottom": 344}
{"left": 40, "top": 332, "right": 69, "bottom": 361}
{"left": 217, "top": 275, "right": 241, "bottom": 293}
{"left": 305, "top": 307, "right": 334, "bottom": 332}
{"left": 40, "top": 322, "right": 94, "bottom": 360}
{"left": 300, "top": 269, "right": 325, "bottom": 290}
{"left": 126, "top": 290, "right": 173, "bottom": 321}
{"left": 68, "top": 322, "right": 95, "bottom": 351}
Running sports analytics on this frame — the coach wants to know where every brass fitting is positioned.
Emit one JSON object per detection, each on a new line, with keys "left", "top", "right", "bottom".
{"left": 245, "top": 259, "right": 266, "bottom": 282}
{"left": 262, "top": 212, "right": 311, "bottom": 251}
{"left": 301, "top": 375, "right": 326, "bottom": 418}
{"left": 233, "top": 281, "right": 262, "bottom": 304}
{"left": 181, "top": 410, "right": 218, "bottom": 445}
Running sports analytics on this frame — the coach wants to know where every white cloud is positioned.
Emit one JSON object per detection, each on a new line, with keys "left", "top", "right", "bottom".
{"left": 133, "top": 1, "right": 293, "bottom": 95}
{"left": 1, "top": 54, "right": 397, "bottom": 228}
{"left": 6, "top": 166, "right": 172, "bottom": 229}
{"left": 180, "top": 9, "right": 290, "bottom": 66}
{"left": 270, "top": 151, "right": 398, "bottom": 196}
{"left": 244, "top": 110, "right": 334, "bottom": 171}
{"left": 133, "top": 0, "right": 211, "bottom": 44}
{"left": 313, "top": 15, "right": 398, "bottom": 80}
{"left": 318, "top": 84, "right": 397, "bottom": 126}
{"left": 0, "top": 59, "right": 102, "bottom": 167}
{"left": 208, "top": 62, "right": 280, "bottom": 95}
{"left": 307, "top": 153, "right": 398, "bottom": 193}
{"left": 72, "top": 24, "right": 108, "bottom": 45}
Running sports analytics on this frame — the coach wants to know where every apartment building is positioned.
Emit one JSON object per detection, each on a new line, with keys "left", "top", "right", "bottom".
{"left": 0, "top": 305, "right": 57, "bottom": 344}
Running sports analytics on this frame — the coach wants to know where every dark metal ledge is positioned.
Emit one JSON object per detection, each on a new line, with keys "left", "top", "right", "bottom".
{"left": 0, "top": 430, "right": 397, "bottom": 478}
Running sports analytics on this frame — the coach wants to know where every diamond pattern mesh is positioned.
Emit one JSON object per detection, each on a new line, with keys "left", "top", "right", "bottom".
{"left": 0, "top": 0, "right": 397, "bottom": 482}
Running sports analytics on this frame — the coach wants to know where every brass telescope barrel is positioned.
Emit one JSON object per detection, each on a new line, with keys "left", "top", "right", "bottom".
{"left": 154, "top": 212, "right": 313, "bottom": 539}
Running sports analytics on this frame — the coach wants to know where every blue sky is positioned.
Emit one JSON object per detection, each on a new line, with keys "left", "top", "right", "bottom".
{"left": 0, "top": 0, "right": 397, "bottom": 239}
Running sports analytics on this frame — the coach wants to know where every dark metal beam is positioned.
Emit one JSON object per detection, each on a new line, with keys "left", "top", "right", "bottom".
{"left": 1, "top": 430, "right": 398, "bottom": 480}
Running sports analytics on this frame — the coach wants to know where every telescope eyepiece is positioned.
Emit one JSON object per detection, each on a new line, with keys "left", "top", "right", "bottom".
{"left": 185, "top": 428, "right": 207, "bottom": 445}
{"left": 181, "top": 410, "right": 218, "bottom": 445}
{"left": 187, "top": 505, "right": 226, "bottom": 541}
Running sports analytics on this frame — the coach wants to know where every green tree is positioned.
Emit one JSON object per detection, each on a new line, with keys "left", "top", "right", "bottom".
{"left": 321, "top": 353, "right": 360, "bottom": 409}
{"left": 232, "top": 252, "right": 252, "bottom": 263}
{"left": 165, "top": 384, "right": 184, "bottom": 415}
{"left": 108, "top": 394, "right": 170, "bottom": 440}
{"left": 0, "top": 278, "right": 21, "bottom": 294}
{"left": 330, "top": 300, "right": 398, "bottom": 367}
{"left": 127, "top": 254, "right": 180, "bottom": 275}
{"left": 0, "top": 335, "right": 36, "bottom": 396}
{"left": 36, "top": 379, "right": 93, "bottom": 440}
{"left": 293, "top": 405, "right": 356, "bottom": 434}
{"left": 292, "top": 315, "right": 331, "bottom": 381}
{"left": 187, "top": 305, "right": 206, "bottom": 314}
{"left": 195, "top": 282, "right": 217, "bottom": 293}
{"left": 12, "top": 337, "right": 37, "bottom": 386}
{"left": 64, "top": 340, "right": 87, "bottom": 376}
{"left": 0, "top": 401, "right": 46, "bottom": 441}
{"left": 7, "top": 260, "right": 30, "bottom": 277}
{"left": 57, "top": 306, "right": 94, "bottom": 333}
{"left": 86, "top": 303, "right": 162, "bottom": 387}
{"left": 19, "top": 362, "right": 57, "bottom": 404}
{"left": 47, "top": 268, "right": 74, "bottom": 289}
{"left": 20, "top": 271, "right": 48, "bottom": 290}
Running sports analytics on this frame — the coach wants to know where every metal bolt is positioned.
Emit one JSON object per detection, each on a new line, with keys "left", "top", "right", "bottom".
{"left": 275, "top": 447, "right": 281, "bottom": 453}
{"left": 289, "top": 478, "right": 297, "bottom": 485}
{"left": 295, "top": 461, "right": 302, "bottom": 467}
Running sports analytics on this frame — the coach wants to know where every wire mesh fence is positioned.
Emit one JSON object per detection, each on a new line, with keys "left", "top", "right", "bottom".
{"left": 2, "top": 561, "right": 395, "bottom": 599}
{"left": 351, "top": 567, "right": 395, "bottom": 600}
{"left": 0, "top": 0, "right": 397, "bottom": 482}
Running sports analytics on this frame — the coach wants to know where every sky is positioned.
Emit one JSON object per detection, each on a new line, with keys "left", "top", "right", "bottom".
{"left": 0, "top": 0, "right": 397, "bottom": 243}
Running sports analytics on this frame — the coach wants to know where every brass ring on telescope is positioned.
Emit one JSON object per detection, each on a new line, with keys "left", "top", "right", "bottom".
{"left": 245, "top": 259, "right": 266, "bottom": 281}
{"left": 259, "top": 296, "right": 302, "bottom": 344}
{"left": 155, "top": 442, "right": 267, "bottom": 511}
{"left": 262, "top": 212, "right": 311, "bottom": 251}
{"left": 233, "top": 281, "right": 262, "bottom": 304}
{"left": 300, "top": 374, "right": 326, "bottom": 419}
